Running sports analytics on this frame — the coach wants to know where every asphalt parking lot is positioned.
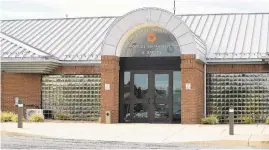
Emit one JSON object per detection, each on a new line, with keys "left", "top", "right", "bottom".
{"left": 1, "top": 135, "right": 264, "bottom": 150}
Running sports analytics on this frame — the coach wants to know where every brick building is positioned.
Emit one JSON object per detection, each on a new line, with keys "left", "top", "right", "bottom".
{"left": 1, "top": 8, "right": 269, "bottom": 124}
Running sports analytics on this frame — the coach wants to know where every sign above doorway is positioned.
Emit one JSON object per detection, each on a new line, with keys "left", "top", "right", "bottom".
{"left": 121, "top": 27, "right": 180, "bottom": 57}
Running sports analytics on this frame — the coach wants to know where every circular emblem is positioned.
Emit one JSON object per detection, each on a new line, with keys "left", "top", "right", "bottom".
{"left": 147, "top": 32, "right": 156, "bottom": 43}
{"left": 167, "top": 46, "right": 175, "bottom": 53}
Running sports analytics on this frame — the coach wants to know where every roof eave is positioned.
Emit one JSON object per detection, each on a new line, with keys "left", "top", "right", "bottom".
{"left": 206, "top": 59, "right": 268, "bottom": 64}
{"left": 61, "top": 61, "right": 101, "bottom": 66}
{"left": 1, "top": 61, "right": 61, "bottom": 73}
{"left": 1, "top": 59, "right": 101, "bottom": 73}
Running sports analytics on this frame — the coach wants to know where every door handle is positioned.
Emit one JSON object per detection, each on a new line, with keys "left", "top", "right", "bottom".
{"left": 148, "top": 98, "right": 150, "bottom": 104}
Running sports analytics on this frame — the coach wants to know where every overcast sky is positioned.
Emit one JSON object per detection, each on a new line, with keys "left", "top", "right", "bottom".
{"left": 1, "top": 0, "right": 269, "bottom": 20}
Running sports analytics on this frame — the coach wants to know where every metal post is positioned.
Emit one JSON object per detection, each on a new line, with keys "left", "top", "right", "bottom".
{"left": 173, "top": 0, "right": 176, "bottom": 14}
{"left": 18, "top": 99, "right": 23, "bottom": 128}
{"left": 229, "top": 105, "right": 234, "bottom": 135}
{"left": 204, "top": 63, "right": 207, "bottom": 117}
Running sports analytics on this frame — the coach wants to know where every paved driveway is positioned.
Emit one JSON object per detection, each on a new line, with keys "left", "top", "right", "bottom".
{"left": 1, "top": 136, "right": 264, "bottom": 149}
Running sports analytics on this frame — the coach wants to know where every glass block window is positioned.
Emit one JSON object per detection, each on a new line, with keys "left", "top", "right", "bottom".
{"left": 41, "top": 74, "right": 101, "bottom": 121}
{"left": 206, "top": 73, "right": 269, "bottom": 124}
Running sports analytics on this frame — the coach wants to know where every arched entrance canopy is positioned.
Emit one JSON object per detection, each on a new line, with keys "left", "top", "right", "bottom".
{"left": 101, "top": 7, "right": 206, "bottom": 61}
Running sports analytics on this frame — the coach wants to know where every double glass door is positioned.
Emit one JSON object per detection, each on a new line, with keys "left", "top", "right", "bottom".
{"left": 123, "top": 71, "right": 173, "bottom": 123}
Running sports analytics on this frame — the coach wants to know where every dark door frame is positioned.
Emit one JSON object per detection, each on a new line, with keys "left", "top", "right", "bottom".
{"left": 151, "top": 70, "right": 173, "bottom": 123}
{"left": 130, "top": 70, "right": 151, "bottom": 123}
{"left": 121, "top": 70, "right": 174, "bottom": 123}
{"left": 119, "top": 57, "right": 181, "bottom": 123}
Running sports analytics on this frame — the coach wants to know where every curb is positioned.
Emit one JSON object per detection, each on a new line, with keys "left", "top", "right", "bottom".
{"left": 1, "top": 131, "right": 46, "bottom": 138}
{"left": 249, "top": 141, "right": 269, "bottom": 148}
{"left": 180, "top": 140, "right": 269, "bottom": 148}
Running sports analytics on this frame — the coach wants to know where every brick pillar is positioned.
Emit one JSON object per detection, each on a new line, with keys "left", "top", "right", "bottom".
{"left": 181, "top": 54, "right": 205, "bottom": 124}
{"left": 100, "top": 56, "right": 120, "bottom": 123}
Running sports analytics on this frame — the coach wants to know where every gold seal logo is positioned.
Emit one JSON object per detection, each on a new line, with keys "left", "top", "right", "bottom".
{"left": 147, "top": 32, "right": 156, "bottom": 43}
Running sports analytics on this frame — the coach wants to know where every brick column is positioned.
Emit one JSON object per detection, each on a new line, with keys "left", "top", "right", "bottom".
{"left": 100, "top": 56, "right": 120, "bottom": 123}
{"left": 181, "top": 54, "right": 205, "bottom": 124}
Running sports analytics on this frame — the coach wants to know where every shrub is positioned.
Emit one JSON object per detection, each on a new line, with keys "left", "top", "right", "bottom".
{"left": 1, "top": 112, "right": 15, "bottom": 122}
{"left": 11, "top": 115, "right": 25, "bottom": 122}
{"left": 240, "top": 116, "right": 255, "bottom": 124}
{"left": 266, "top": 117, "right": 269, "bottom": 124}
{"left": 55, "top": 113, "right": 69, "bottom": 120}
{"left": 29, "top": 114, "right": 44, "bottom": 122}
{"left": 201, "top": 115, "right": 219, "bottom": 124}
{"left": 11, "top": 115, "right": 18, "bottom": 122}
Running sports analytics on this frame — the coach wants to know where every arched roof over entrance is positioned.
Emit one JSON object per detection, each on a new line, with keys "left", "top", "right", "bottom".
{"left": 101, "top": 7, "right": 206, "bottom": 62}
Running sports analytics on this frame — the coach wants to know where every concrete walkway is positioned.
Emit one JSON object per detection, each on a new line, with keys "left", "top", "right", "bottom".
{"left": 1, "top": 123, "right": 269, "bottom": 147}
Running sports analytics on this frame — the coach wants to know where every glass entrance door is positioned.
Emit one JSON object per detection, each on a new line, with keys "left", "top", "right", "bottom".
{"left": 131, "top": 71, "right": 151, "bottom": 123}
{"left": 125, "top": 71, "right": 173, "bottom": 123}
{"left": 152, "top": 72, "right": 173, "bottom": 123}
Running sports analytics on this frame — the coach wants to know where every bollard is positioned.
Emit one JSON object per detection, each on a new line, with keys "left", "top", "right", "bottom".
{"left": 229, "top": 105, "right": 234, "bottom": 135}
{"left": 18, "top": 99, "right": 23, "bottom": 128}
{"left": 105, "top": 111, "right": 111, "bottom": 124}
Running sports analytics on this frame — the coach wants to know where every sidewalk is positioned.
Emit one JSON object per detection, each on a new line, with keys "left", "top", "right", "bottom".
{"left": 1, "top": 123, "right": 269, "bottom": 147}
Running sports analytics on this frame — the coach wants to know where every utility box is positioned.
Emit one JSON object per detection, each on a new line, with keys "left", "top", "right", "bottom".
{"left": 105, "top": 111, "right": 111, "bottom": 124}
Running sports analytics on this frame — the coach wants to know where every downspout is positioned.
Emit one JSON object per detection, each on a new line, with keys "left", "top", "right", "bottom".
{"left": 204, "top": 63, "right": 207, "bottom": 117}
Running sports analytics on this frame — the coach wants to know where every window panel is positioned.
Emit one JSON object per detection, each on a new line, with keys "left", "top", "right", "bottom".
{"left": 206, "top": 73, "right": 269, "bottom": 124}
{"left": 41, "top": 74, "right": 101, "bottom": 121}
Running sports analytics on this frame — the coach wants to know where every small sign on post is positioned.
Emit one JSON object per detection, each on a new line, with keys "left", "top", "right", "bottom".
{"left": 229, "top": 105, "right": 234, "bottom": 135}
{"left": 15, "top": 97, "right": 19, "bottom": 106}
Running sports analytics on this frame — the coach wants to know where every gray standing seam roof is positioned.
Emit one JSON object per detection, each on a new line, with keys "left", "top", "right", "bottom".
{"left": 1, "top": 36, "right": 39, "bottom": 58}
{"left": 180, "top": 13, "right": 269, "bottom": 60}
{"left": 1, "top": 13, "right": 269, "bottom": 62}
{"left": 1, "top": 17, "right": 117, "bottom": 61}
{"left": 0, "top": 33, "right": 50, "bottom": 59}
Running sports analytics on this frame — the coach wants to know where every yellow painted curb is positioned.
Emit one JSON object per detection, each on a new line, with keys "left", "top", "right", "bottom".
{"left": 1, "top": 131, "right": 46, "bottom": 138}
{"left": 182, "top": 140, "right": 248, "bottom": 147}
{"left": 179, "top": 140, "right": 269, "bottom": 148}
{"left": 249, "top": 141, "right": 269, "bottom": 148}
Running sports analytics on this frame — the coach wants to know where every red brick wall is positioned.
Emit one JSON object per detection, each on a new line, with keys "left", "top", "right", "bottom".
{"left": 53, "top": 66, "right": 100, "bottom": 74}
{"left": 207, "top": 64, "right": 269, "bottom": 73}
{"left": 1, "top": 66, "right": 101, "bottom": 113}
{"left": 181, "top": 54, "right": 205, "bottom": 124}
{"left": 1, "top": 73, "right": 41, "bottom": 113}
{"left": 100, "top": 56, "right": 120, "bottom": 123}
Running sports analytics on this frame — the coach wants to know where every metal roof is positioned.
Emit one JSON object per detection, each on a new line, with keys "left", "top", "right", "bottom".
{"left": 0, "top": 32, "right": 50, "bottom": 59}
{"left": 1, "top": 12, "right": 269, "bottom": 62}
{"left": 178, "top": 13, "right": 269, "bottom": 60}
{"left": 1, "top": 17, "right": 117, "bottom": 61}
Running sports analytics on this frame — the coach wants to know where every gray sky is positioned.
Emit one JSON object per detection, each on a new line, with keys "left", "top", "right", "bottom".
{"left": 1, "top": 0, "right": 269, "bottom": 20}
